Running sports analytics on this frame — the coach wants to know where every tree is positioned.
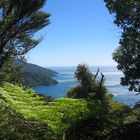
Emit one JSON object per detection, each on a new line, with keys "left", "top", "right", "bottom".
{"left": 0, "top": 0, "right": 50, "bottom": 70}
{"left": 104, "top": 0, "right": 140, "bottom": 92}
{"left": 67, "top": 64, "right": 107, "bottom": 100}
{"left": 75, "top": 64, "right": 94, "bottom": 97}
{"left": 0, "top": 59, "right": 24, "bottom": 84}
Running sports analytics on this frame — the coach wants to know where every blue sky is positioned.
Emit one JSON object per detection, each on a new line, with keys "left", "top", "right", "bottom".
{"left": 27, "top": 0, "right": 121, "bottom": 67}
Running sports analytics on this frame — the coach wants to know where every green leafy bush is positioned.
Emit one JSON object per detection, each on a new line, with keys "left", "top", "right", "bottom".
{"left": 0, "top": 99, "right": 54, "bottom": 140}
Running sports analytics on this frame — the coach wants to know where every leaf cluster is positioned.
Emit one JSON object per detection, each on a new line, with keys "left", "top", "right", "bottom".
{"left": 105, "top": 0, "right": 140, "bottom": 92}
{"left": 0, "top": 0, "right": 50, "bottom": 82}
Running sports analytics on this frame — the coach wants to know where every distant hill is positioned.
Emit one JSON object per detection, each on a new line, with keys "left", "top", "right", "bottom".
{"left": 22, "top": 62, "right": 58, "bottom": 87}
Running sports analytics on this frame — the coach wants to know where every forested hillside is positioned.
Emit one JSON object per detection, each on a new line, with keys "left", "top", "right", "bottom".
{"left": 1, "top": 83, "right": 140, "bottom": 139}
{"left": 0, "top": 83, "right": 125, "bottom": 139}
{"left": 22, "top": 62, "right": 58, "bottom": 87}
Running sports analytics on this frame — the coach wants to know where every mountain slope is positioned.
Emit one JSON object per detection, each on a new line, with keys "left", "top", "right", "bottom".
{"left": 23, "top": 62, "right": 58, "bottom": 87}
{"left": 0, "top": 83, "right": 126, "bottom": 139}
{"left": 0, "top": 83, "right": 99, "bottom": 132}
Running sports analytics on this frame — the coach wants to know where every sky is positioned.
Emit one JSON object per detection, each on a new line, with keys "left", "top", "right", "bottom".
{"left": 27, "top": 0, "right": 121, "bottom": 67}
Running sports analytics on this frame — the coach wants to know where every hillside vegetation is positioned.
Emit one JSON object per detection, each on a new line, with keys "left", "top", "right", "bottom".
{"left": 22, "top": 62, "right": 58, "bottom": 87}
{"left": 0, "top": 83, "right": 109, "bottom": 132}
{"left": 1, "top": 65, "right": 140, "bottom": 140}
{"left": 0, "top": 82, "right": 131, "bottom": 139}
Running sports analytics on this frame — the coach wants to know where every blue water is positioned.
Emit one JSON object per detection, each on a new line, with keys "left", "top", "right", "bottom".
{"left": 33, "top": 66, "right": 140, "bottom": 106}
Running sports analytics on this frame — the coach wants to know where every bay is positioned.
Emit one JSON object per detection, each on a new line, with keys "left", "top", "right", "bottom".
{"left": 33, "top": 66, "right": 140, "bottom": 106}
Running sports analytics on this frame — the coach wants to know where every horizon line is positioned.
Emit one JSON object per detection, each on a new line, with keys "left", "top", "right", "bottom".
{"left": 27, "top": 61, "right": 117, "bottom": 68}
{"left": 45, "top": 65, "right": 117, "bottom": 68}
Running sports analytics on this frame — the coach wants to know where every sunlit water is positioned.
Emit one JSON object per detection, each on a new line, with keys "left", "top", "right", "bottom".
{"left": 33, "top": 66, "right": 140, "bottom": 106}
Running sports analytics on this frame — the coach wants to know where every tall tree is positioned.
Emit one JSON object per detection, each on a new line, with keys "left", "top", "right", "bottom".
{"left": 0, "top": 0, "right": 50, "bottom": 69}
{"left": 104, "top": 0, "right": 140, "bottom": 92}
{"left": 67, "top": 64, "right": 107, "bottom": 100}
{"left": 75, "top": 64, "right": 94, "bottom": 93}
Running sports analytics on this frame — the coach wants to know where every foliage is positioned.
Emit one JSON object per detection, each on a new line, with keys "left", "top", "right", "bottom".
{"left": 67, "top": 64, "right": 107, "bottom": 100}
{"left": 65, "top": 99, "right": 127, "bottom": 140}
{"left": 67, "top": 87, "right": 77, "bottom": 98}
{"left": 0, "top": 83, "right": 126, "bottom": 139}
{"left": 0, "top": 83, "right": 101, "bottom": 132}
{"left": 75, "top": 64, "right": 94, "bottom": 90}
{"left": 0, "top": 99, "right": 54, "bottom": 140}
{"left": 0, "top": 83, "right": 100, "bottom": 132}
{"left": 104, "top": 0, "right": 140, "bottom": 92}
{"left": 105, "top": 102, "right": 140, "bottom": 140}
{"left": 2, "top": 83, "right": 140, "bottom": 140}
{"left": 106, "top": 121, "right": 140, "bottom": 140}
{"left": 39, "top": 95, "right": 55, "bottom": 103}
{"left": 0, "top": 59, "right": 24, "bottom": 84}
{"left": 0, "top": 0, "right": 50, "bottom": 83}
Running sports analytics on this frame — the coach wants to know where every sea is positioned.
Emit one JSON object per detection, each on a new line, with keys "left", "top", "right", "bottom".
{"left": 33, "top": 66, "right": 140, "bottom": 106}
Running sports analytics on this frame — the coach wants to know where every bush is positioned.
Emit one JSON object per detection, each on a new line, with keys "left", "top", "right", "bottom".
{"left": 0, "top": 100, "right": 54, "bottom": 140}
